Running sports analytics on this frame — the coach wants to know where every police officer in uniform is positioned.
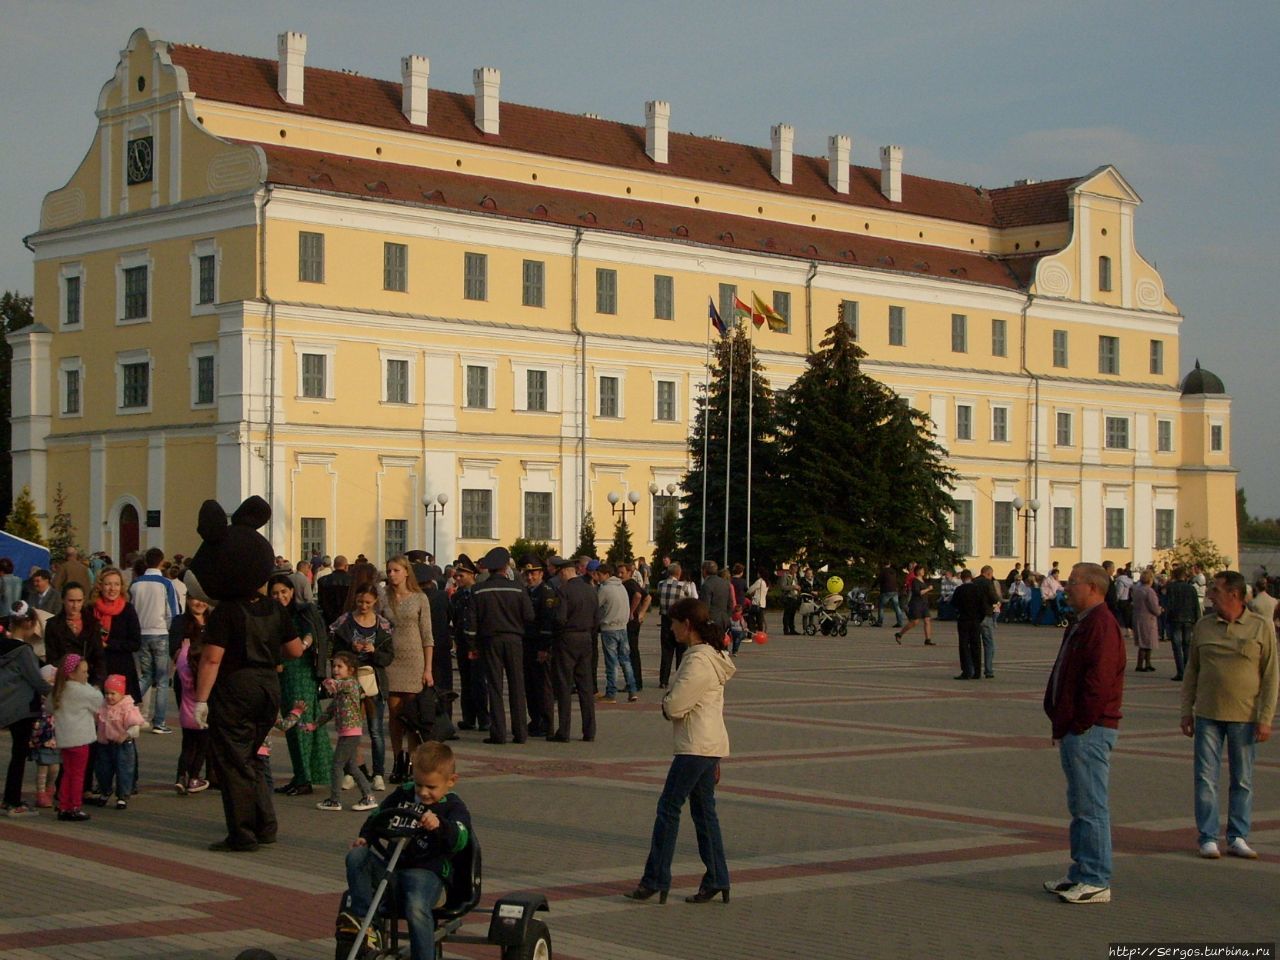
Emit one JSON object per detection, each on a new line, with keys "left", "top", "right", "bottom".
{"left": 548, "top": 556, "right": 601, "bottom": 742}
{"left": 472, "top": 547, "right": 534, "bottom": 744}
{"left": 522, "top": 556, "right": 557, "bottom": 737}
{"left": 449, "top": 555, "right": 488, "bottom": 731}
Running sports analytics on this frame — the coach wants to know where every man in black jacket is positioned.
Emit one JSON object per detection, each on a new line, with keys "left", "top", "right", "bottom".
{"left": 698, "top": 561, "right": 733, "bottom": 636}
{"left": 950, "top": 570, "right": 984, "bottom": 680}
{"left": 472, "top": 548, "right": 533, "bottom": 744}
{"left": 315, "top": 556, "right": 353, "bottom": 628}
{"left": 522, "top": 558, "right": 557, "bottom": 737}
{"left": 449, "top": 557, "right": 487, "bottom": 732}
{"left": 548, "top": 556, "right": 600, "bottom": 742}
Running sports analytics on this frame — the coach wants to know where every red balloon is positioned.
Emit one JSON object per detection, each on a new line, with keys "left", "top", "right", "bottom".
{"left": 753, "top": 631, "right": 769, "bottom": 645}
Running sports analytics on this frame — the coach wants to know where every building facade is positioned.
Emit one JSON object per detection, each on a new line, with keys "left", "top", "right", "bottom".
{"left": 11, "top": 28, "right": 1238, "bottom": 570}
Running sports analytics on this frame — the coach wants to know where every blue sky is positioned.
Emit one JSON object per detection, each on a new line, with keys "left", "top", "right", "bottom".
{"left": 4, "top": 1, "right": 1277, "bottom": 517}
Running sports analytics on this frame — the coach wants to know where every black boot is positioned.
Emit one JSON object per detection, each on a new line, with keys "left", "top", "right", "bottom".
{"left": 389, "top": 752, "right": 406, "bottom": 784}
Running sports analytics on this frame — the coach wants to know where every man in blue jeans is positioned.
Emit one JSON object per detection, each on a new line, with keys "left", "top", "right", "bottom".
{"left": 595, "top": 563, "right": 638, "bottom": 703}
{"left": 1042, "top": 562, "right": 1125, "bottom": 904}
{"left": 1180, "top": 570, "right": 1277, "bottom": 861}
{"left": 129, "top": 547, "right": 180, "bottom": 734}
{"left": 1163, "top": 566, "right": 1201, "bottom": 682}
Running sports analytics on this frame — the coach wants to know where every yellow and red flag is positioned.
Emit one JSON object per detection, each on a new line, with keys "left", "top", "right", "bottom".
{"left": 753, "top": 292, "right": 787, "bottom": 332}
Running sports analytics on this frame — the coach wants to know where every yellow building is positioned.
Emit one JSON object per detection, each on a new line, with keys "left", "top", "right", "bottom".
{"left": 12, "top": 28, "right": 1237, "bottom": 570}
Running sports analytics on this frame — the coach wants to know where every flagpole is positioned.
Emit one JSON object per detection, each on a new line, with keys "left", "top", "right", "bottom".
{"left": 701, "top": 308, "right": 712, "bottom": 566}
{"left": 746, "top": 315, "right": 754, "bottom": 588}
{"left": 723, "top": 322, "right": 734, "bottom": 569}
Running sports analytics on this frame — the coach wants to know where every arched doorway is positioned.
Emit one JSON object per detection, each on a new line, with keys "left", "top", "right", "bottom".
{"left": 119, "top": 504, "right": 140, "bottom": 563}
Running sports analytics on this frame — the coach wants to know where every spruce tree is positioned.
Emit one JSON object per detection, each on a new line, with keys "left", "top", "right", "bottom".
{"left": 4, "top": 485, "right": 43, "bottom": 544}
{"left": 678, "top": 324, "right": 781, "bottom": 574}
{"left": 775, "top": 320, "right": 959, "bottom": 581}
{"left": 47, "top": 483, "right": 78, "bottom": 565}
{"left": 573, "top": 511, "right": 599, "bottom": 559}
{"left": 605, "top": 514, "right": 634, "bottom": 565}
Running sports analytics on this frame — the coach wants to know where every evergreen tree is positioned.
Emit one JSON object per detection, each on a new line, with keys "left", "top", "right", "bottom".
{"left": 4, "top": 485, "right": 43, "bottom": 544}
{"left": 0, "top": 292, "right": 35, "bottom": 513}
{"left": 775, "top": 320, "right": 960, "bottom": 581}
{"left": 573, "top": 511, "right": 599, "bottom": 559}
{"left": 651, "top": 502, "right": 680, "bottom": 585}
{"left": 605, "top": 514, "right": 634, "bottom": 565}
{"left": 47, "top": 483, "right": 78, "bottom": 565}
{"left": 678, "top": 324, "right": 781, "bottom": 574}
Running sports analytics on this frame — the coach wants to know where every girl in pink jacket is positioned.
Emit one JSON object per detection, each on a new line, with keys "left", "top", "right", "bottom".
{"left": 93, "top": 674, "right": 144, "bottom": 809}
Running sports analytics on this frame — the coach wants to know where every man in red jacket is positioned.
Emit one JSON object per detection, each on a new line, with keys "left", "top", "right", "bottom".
{"left": 1042, "top": 562, "right": 1126, "bottom": 904}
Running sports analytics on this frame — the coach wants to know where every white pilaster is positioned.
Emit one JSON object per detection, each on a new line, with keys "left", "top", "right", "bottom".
{"left": 147, "top": 434, "right": 166, "bottom": 548}
{"left": 89, "top": 437, "right": 106, "bottom": 552}
{"left": 6, "top": 324, "right": 53, "bottom": 517}
{"left": 1133, "top": 481, "right": 1153, "bottom": 562}
{"left": 422, "top": 352, "right": 457, "bottom": 431}
{"left": 1080, "top": 479, "right": 1103, "bottom": 559}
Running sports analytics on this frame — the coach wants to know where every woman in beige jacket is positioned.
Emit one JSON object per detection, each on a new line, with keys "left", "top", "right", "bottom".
{"left": 626, "top": 597, "right": 735, "bottom": 905}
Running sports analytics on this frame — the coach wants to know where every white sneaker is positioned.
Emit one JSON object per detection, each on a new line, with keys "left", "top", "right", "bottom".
{"left": 372, "top": 775, "right": 385, "bottom": 791}
{"left": 352, "top": 796, "right": 378, "bottom": 812}
{"left": 1057, "top": 883, "right": 1110, "bottom": 904}
{"left": 1042, "top": 876, "right": 1074, "bottom": 894}
{"left": 1199, "top": 840, "right": 1221, "bottom": 859}
{"left": 342, "top": 774, "right": 355, "bottom": 791}
{"left": 1227, "top": 837, "right": 1258, "bottom": 859}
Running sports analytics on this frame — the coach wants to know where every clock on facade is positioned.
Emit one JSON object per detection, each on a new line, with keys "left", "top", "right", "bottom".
{"left": 126, "top": 136, "right": 153, "bottom": 185}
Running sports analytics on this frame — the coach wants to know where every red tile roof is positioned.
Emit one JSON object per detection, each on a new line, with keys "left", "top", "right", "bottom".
{"left": 254, "top": 143, "right": 1043, "bottom": 291}
{"left": 170, "top": 43, "right": 1074, "bottom": 230}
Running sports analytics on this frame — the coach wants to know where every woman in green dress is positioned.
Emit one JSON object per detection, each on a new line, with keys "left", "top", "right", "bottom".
{"left": 268, "top": 573, "right": 332, "bottom": 794}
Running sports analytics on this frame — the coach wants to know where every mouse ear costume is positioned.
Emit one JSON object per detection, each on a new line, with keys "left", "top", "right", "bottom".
{"left": 193, "top": 496, "right": 299, "bottom": 852}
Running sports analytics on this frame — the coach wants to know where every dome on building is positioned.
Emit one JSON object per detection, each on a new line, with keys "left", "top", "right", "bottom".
{"left": 1181, "top": 359, "right": 1226, "bottom": 396}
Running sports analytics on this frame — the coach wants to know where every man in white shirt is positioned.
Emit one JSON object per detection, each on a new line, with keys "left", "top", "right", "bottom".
{"left": 129, "top": 547, "right": 180, "bottom": 733}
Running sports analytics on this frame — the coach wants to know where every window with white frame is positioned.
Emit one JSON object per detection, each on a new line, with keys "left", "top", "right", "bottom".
{"left": 298, "top": 232, "right": 324, "bottom": 283}
{"left": 524, "top": 492, "right": 553, "bottom": 541}
{"left": 386, "top": 359, "right": 410, "bottom": 404}
{"left": 1155, "top": 509, "right": 1175, "bottom": 550}
{"left": 718, "top": 283, "right": 736, "bottom": 328}
{"left": 596, "top": 268, "right": 617, "bottom": 314}
{"left": 60, "top": 264, "right": 83, "bottom": 328}
{"left": 655, "top": 379, "right": 677, "bottom": 422}
{"left": 116, "top": 251, "right": 152, "bottom": 324}
{"left": 522, "top": 259, "right": 544, "bottom": 308}
{"left": 888, "top": 305, "right": 906, "bottom": 346}
{"left": 652, "top": 494, "right": 680, "bottom": 540}
{"left": 1056, "top": 411, "right": 1073, "bottom": 447}
{"left": 58, "top": 358, "right": 83, "bottom": 417}
{"left": 384, "top": 519, "right": 408, "bottom": 559}
{"left": 1052, "top": 329, "right": 1069, "bottom": 368}
{"left": 465, "top": 364, "right": 490, "bottom": 409}
{"left": 1149, "top": 339, "right": 1164, "bottom": 375}
{"left": 301, "top": 353, "right": 327, "bottom": 399}
{"left": 190, "top": 343, "right": 217, "bottom": 408}
{"left": 1105, "top": 507, "right": 1126, "bottom": 549}
{"left": 384, "top": 242, "right": 408, "bottom": 292}
{"left": 991, "top": 318, "right": 1008, "bottom": 357}
{"left": 951, "top": 314, "right": 968, "bottom": 353}
{"left": 993, "top": 502, "right": 1015, "bottom": 557}
{"left": 1157, "top": 419, "right": 1173, "bottom": 453}
{"left": 772, "top": 291, "right": 791, "bottom": 333}
{"left": 460, "top": 489, "right": 493, "bottom": 539}
{"left": 463, "top": 252, "right": 487, "bottom": 301}
{"left": 1105, "top": 416, "right": 1130, "bottom": 450}
{"left": 1052, "top": 506, "right": 1074, "bottom": 548}
{"left": 526, "top": 369, "right": 548, "bottom": 412}
{"left": 190, "top": 239, "right": 219, "bottom": 313}
{"left": 654, "top": 274, "right": 674, "bottom": 321}
{"left": 1098, "top": 335, "right": 1120, "bottom": 375}
{"left": 1098, "top": 255, "right": 1112, "bottom": 292}
{"left": 116, "top": 350, "right": 152, "bottom": 412}
{"left": 840, "top": 300, "right": 859, "bottom": 339}
{"left": 952, "top": 500, "right": 973, "bottom": 556}
{"left": 991, "top": 405, "right": 1009, "bottom": 442}
{"left": 598, "top": 375, "right": 620, "bottom": 418}
{"left": 1210, "top": 423, "right": 1224, "bottom": 453}
{"left": 300, "top": 518, "right": 326, "bottom": 558}
{"left": 955, "top": 404, "right": 973, "bottom": 441}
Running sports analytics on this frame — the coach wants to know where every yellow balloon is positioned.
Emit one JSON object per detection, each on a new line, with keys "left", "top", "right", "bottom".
{"left": 825, "top": 575, "right": 844, "bottom": 595}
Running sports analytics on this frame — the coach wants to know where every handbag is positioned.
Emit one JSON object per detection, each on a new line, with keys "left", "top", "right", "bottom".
{"left": 356, "top": 665, "right": 379, "bottom": 698}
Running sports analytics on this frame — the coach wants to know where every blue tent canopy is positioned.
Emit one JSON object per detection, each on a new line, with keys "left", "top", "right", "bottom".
{"left": 0, "top": 531, "right": 52, "bottom": 577}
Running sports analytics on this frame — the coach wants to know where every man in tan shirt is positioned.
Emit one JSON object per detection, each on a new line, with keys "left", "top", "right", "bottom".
{"left": 1180, "top": 570, "right": 1277, "bottom": 860}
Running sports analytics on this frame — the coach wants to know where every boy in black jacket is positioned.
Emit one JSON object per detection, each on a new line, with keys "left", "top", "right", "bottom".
{"left": 341, "top": 741, "right": 471, "bottom": 960}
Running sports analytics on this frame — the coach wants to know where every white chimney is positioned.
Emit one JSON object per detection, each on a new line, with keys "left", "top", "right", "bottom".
{"left": 473, "top": 67, "right": 500, "bottom": 135}
{"left": 771, "top": 123, "right": 794, "bottom": 185}
{"left": 880, "top": 144, "right": 903, "bottom": 202}
{"left": 401, "top": 55, "right": 429, "bottom": 126}
{"left": 827, "top": 135, "right": 850, "bottom": 194}
{"left": 277, "top": 32, "right": 307, "bottom": 106}
{"left": 645, "top": 100, "right": 670, "bottom": 164}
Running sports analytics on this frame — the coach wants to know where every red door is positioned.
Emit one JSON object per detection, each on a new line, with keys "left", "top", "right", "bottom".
{"left": 119, "top": 504, "right": 140, "bottom": 564}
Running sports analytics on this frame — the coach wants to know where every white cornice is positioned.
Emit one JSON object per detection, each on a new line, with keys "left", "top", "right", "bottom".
{"left": 1028, "top": 295, "right": 1182, "bottom": 333}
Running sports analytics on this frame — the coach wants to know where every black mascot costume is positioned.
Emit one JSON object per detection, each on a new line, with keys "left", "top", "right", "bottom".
{"left": 189, "top": 496, "right": 304, "bottom": 852}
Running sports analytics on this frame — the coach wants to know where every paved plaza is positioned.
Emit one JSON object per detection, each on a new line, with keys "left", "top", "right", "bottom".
{"left": 1, "top": 619, "right": 1276, "bottom": 959}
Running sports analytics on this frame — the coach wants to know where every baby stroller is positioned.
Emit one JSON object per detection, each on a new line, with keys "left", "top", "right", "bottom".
{"left": 844, "top": 589, "right": 876, "bottom": 627}
{"left": 334, "top": 807, "right": 552, "bottom": 960}
{"left": 803, "top": 592, "right": 849, "bottom": 636}
{"left": 397, "top": 687, "right": 460, "bottom": 745}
